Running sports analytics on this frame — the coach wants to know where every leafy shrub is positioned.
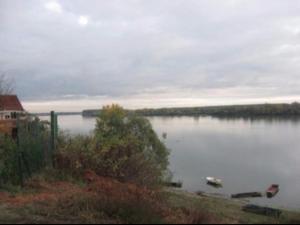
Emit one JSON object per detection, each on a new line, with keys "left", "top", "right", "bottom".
{"left": 93, "top": 104, "right": 169, "bottom": 185}
{"left": 55, "top": 133, "right": 94, "bottom": 178}
{"left": 56, "top": 104, "right": 170, "bottom": 186}
{"left": 0, "top": 117, "right": 51, "bottom": 187}
{"left": 0, "top": 136, "right": 19, "bottom": 186}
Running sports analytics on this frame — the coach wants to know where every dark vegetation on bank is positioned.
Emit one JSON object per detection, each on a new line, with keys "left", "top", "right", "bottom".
{"left": 35, "top": 112, "right": 82, "bottom": 116}
{"left": 1, "top": 104, "right": 300, "bottom": 224}
{"left": 56, "top": 104, "right": 170, "bottom": 187}
{"left": 0, "top": 104, "right": 183, "bottom": 224}
{"left": 83, "top": 102, "right": 300, "bottom": 118}
{"left": 1, "top": 104, "right": 170, "bottom": 188}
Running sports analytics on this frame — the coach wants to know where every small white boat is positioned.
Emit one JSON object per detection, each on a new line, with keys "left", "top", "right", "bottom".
{"left": 206, "top": 177, "right": 223, "bottom": 187}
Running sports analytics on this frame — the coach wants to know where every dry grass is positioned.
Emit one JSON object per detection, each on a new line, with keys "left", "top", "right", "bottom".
{"left": 166, "top": 189, "right": 300, "bottom": 224}
{"left": 1, "top": 171, "right": 299, "bottom": 224}
{"left": 0, "top": 170, "right": 215, "bottom": 224}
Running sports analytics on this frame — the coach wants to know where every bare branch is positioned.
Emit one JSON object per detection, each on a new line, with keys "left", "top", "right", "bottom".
{"left": 0, "top": 73, "right": 15, "bottom": 95}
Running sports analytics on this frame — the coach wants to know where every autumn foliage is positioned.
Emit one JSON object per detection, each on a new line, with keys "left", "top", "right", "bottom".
{"left": 56, "top": 104, "right": 170, "bottom": 186}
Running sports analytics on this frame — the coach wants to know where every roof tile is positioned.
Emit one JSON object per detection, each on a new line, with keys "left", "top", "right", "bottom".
{"left": 0, "top": 95, "right": 24, "bottom": 111}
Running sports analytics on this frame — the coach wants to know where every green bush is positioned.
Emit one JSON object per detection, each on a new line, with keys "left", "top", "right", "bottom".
{"left": 0, "top": 117, "right": 51, "bottom": 187}
{"left": 56, "top": 133, "right": 94, "bottom": 178}
{"left": 56, "top": 104, "right": 170, "bottom": 186}
{"left": 0, "top": 136, "right": 19, "bottom": 186}
{"left": 93, "top": 104, "right": 169, "bottom": 185}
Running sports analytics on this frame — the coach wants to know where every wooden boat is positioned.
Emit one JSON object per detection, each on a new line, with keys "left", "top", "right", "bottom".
{"left": 206, "top": 177, "right": 223, "bottom": 188}
{"left": 165, "top": 181, "right": 183, "bottom": 188}
{"left": 231, "top": 192, "right": 263, "bottom": 199}
{"left": 242, "top": 204, "right": 282, "bottom": 218}
{"left": 266, "top": 184, "right": 279, "bottom": 198}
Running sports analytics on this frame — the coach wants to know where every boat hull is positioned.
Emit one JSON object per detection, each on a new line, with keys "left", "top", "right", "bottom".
{"left": 243, "top": 204, "right": 282, "bottom": 218}
{"left": 206, "top": 177, "right": 223, "bottom": 188}
{"left": 266, "top": 185, "right": 279, "bottom": 198}
{"left": 231, "top": 192, "right": 263, "bottom": 199}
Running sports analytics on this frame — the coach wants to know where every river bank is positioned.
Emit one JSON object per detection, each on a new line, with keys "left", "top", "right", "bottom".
{"left": 0, "top": 176, "right": 299, "bottom": 224}
{"left": 166, "top": 189, "right": 300, "bottom": 224}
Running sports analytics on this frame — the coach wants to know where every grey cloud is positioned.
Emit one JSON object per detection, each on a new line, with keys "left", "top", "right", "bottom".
{"left": 1, "top": 0, "right": 300, "bottom": 102}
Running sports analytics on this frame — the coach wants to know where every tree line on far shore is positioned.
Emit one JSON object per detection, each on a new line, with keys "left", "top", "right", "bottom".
{"left": 82, "top": 102, "right": 300, "bottom": 118}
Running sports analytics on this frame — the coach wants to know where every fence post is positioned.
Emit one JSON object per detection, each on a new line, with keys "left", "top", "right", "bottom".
{"left": 54, "top": 114, "right": 58, "bottom": 140}
{"left": 50, "top": 111, "right": 58, "bottom": 167}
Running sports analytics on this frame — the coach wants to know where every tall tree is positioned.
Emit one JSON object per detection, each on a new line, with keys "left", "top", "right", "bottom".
{"left": 0, "top": 73, "right": 14, "bottom": 95}
{"left": 94, "top": 104, "right": 170, "bottom": 185}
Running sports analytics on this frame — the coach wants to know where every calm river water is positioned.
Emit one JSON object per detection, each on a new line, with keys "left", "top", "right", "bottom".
{"left": 40, "top": 115, "right": 300, "bottom": 210}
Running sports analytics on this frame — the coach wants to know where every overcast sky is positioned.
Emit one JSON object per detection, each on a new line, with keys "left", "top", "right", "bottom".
{"left": 1, "top": 0, "right": 300, "bottom": 112}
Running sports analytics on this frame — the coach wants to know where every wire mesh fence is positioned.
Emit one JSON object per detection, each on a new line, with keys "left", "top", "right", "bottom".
{"left": 0, "top": 112, "right": 58, "bottom": 187}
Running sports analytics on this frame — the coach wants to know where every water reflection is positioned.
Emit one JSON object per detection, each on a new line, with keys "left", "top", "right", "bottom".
{"left": 39, "top": 115, "right": 300, "bottom": 210}
{"left": 149, "top": 116, "right": 300, "bottom": 210}
{"left": 214, "top": 115, "right": 300, "bottom": 125}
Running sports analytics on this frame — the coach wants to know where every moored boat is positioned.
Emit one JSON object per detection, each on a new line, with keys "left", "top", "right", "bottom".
{"left": 242, "top": 204, "right": 282, "bottom": 218}
{"left": 231, "top": 192, "right": 263, "bottom": 199}
{"left": 206, "top": 177, "right": 223, "bottom": 188}
{"left": 165, "top": 181, "right": 183, "bottom": 188}
{"left": 266, "top": 184, "right": 279, "bottom": 198}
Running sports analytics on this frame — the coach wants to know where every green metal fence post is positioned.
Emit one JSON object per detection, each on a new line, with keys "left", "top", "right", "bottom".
{"left": 50, "top": 111, "right": 56, "bottom": 167}
{"left": 54, "top": 114, "right": 58, "bottom": 140}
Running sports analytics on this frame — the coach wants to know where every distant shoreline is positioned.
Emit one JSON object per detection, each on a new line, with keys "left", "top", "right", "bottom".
{"left": 82, "top": 102, "right": 300, "bottom": 118}
{"left": 34, "top": 112, "right": 82, "bottom": 116}
{"left": 31, "top": 102, "right": 300, "bottom": 118}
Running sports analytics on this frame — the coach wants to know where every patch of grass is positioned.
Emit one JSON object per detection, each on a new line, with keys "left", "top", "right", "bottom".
{"left": 0, "top": 173, "right": 167, "bottom": 224}
{"left": 0, "top": 205, "right": 25, "bottom": 224}
{"left": 0, "top": 184, "right": 23, "bottom": 195}
{"left": 29, "top": 168, "right": 87, "bottom": 187}
{"left": 1, "top": 175, "right": 300, "bottom": 224}
{"left": 53, "top": 194, "right": 164, "bottom": 224}
{"left": 165, "top": 189, "right": 300, "bottom": 224}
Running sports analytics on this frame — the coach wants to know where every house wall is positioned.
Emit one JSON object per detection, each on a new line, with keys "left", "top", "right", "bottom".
{"left": 0, "top": 111, "right": 26, "bottom": 137}
{"left": 0, "top": 110, "right": 25, "bottom": 120}
{"left": 0, "top": 120, "right": 16, "bottom": 136}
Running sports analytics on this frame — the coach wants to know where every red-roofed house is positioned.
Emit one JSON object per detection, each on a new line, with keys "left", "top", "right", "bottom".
{"left": 0, "top": 95, "right": 26, "bottom": 136}
{"left": 0, "top": 95, "right": 25, "bottom": 120}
